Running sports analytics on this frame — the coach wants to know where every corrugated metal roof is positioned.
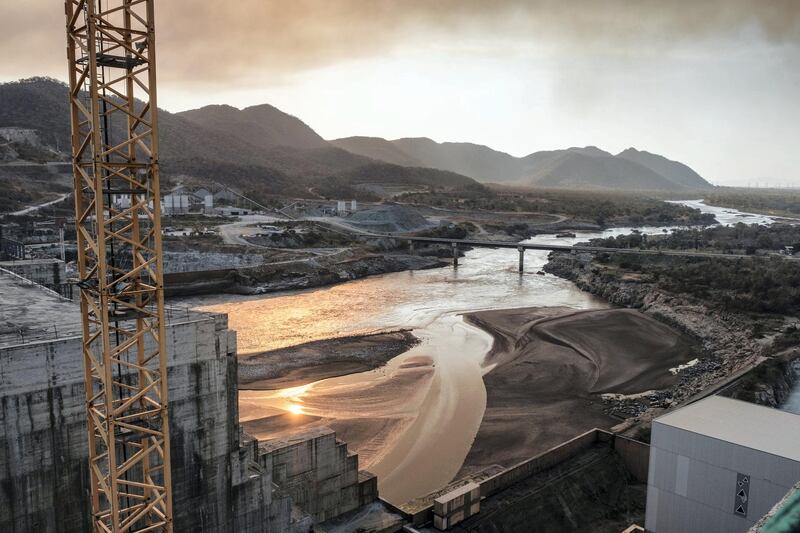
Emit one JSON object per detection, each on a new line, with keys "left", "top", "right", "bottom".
{"left": 655, "top": 396, "right": 800, "bottom": 462}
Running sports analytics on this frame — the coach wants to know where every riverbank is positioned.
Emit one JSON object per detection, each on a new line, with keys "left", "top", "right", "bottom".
{"left": 542, "top": 249, "right": 800, "bottom": 431}
{"left": 166, "top": 251, "right": 447, "bottom": 297}
{"left": 237, "top": 303, "right": 698, "bottom": 504}
{"left": 455, "top": 306, "right": 698, "bottom": 478}
{"left": 239, "top": 330, "right": 420, "bottom": 390}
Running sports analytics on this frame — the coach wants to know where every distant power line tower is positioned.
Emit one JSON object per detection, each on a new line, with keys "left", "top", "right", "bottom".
{"left": 64, "top": 1, "right": 173, "bottom": 531}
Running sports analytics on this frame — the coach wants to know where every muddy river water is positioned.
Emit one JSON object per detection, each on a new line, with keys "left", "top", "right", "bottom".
{"left": 180, "top": 201, "right": 783, "bottom": 504}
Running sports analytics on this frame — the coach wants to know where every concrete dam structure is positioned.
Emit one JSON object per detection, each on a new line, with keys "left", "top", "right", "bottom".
{"left": 0, "top": 267, "right": 376, "bottom": 532}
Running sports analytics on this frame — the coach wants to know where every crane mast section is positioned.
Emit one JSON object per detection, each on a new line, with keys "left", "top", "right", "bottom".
{"left": 64, "top": 1, "right": 173, "bottom": 531}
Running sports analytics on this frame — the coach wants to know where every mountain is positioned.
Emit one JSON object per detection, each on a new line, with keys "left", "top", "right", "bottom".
{"left": 0, "top": 77, "right": 72, "bottom": 151}
{"left": 616, "top": 148, "right": 711, "bottom": 189}
{"left": 178, "top": 103, "right": 327, "bottom": 151}
{"left": 333, "top": 136, "right": 526, "bottom": 182}
{"left": 1, "top": 77, "right": 709, "bottom": 195}
{"left": 331, "top": 134, "right": 712, "bottom": 191}
{"left": 330, "top": 136, "right": 422, "bottom": 167}
{"left": 524, "top": 149, "right": 682, "bottom": 191}
{"left": 390, "top": 138, "right": 527, "bottom": 182}
{"left": 0, "top": 78, "right": 482, "bottom": 197}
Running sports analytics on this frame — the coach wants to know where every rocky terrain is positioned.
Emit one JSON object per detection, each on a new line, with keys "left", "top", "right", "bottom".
{"left": 542, "top": 251, "right": 794, "bottom": 436}
{"left": 724, "top": 351, "right": 800, "bottom": 407}
{"left": 165, "top": 248, "right": 447, "bottom": 297}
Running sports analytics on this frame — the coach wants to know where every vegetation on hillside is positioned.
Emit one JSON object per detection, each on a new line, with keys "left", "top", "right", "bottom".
{"left": 585, "top": 225, "right": 800, "bottom": 315}
{"left": 397, "top": 188, "right": 716, "bottom": 227}
{"left": 594, "top": 224, "right": 800, "bottom": 254}
{"left": 704, "top": 189, "right": 800, "bottom": 217}
{"left": 0, "top": 77, "right": 484, "bottom": 205}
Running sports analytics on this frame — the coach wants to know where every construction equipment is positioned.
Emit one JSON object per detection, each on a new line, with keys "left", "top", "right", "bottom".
{"left": 64, "top": 1, "right": 173, "bottom": 531}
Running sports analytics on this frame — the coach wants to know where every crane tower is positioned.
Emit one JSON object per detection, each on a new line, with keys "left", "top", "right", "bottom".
{"left": 64, "top": 1, "right": 173, "bottom": 531}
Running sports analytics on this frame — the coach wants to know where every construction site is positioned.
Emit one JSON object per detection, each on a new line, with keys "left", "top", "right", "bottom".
{"left": 2, "top": 2, "right": 800, "bottom": 533}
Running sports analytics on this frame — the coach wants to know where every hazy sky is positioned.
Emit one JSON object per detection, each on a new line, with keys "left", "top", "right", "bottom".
{"left": 2, "top": 1, "right": 800, "bottom": 186}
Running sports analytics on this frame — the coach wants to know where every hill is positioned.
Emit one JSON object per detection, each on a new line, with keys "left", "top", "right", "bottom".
{"left": 524, "top": 149, "right": 683, "bottom": 191}
{"left": 330, "top": 136, "right": 422, "bottom": 167}
{"left": 330, "top": 134, "right": 712, "bottom": 192}
{"left": 178, "top": 103, "right": 328, "bottom": 151}
{"left": 0, "top": 78, "right": 482, "bottom": 200}
{"left": 333, "top": 136, "right": 526, "bottom": 182}
{"left": 616, "top": 148, "right": 711, "bottom": 189}
{"left": 390, "top": 138, "right": 526, "bottom": 182}
{"left": 1, "top": 77, "right": 709, "bottom": 196}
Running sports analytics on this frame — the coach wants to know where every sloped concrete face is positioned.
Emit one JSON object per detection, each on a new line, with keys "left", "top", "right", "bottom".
{"left": 259, "top": 427, "right": 377, "bottom": 524}
{"left": 0, "top": 305, "right": 292, "bottom": 532}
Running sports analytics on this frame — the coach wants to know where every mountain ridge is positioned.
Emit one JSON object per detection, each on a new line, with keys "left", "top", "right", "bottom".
{"left": 332, "top": 136, "right": 712, "bottom": 191}
{"left": 0, "top": 77, "right": 710, "bottom": 194}
{"left": 0, "top": 78, "right": 481, "bottom": 196}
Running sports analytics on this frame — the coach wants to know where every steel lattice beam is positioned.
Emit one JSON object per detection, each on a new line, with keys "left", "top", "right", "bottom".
{"left": 65, "top": 1, "right": 173, "bottom": 531}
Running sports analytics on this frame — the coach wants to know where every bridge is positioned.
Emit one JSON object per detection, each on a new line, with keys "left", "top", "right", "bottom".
{"left": 382, "top": 235, "right": 795, "bottom": 272}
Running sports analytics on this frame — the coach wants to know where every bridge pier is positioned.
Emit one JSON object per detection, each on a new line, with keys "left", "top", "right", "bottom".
{"left": 452, "top": 242, "right": 458, "bottom": 267}
{"left": 518, "top": 246, "right": 524, "bottom": 273}
{"left": 409, "top": 241, "right": 415, "bottom": 255}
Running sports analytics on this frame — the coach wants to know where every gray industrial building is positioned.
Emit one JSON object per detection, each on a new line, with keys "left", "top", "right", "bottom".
{"left": 645, "top": 396, "right": 800, "bottom": 533}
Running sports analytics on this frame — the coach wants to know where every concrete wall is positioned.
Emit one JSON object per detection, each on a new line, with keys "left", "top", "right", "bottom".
{"left": 0, "top": 259, "right": 65, "bottom": 286}
{"left": 484, "top": 430, "right": 598, "bottom": 498}
{"left": 614, "top": 434, "right": 651, "bottom": 484}
{"left": 646, "top": 422, "right": 800, "bottom": 533}
{"left": 442, "top": 440, "right": 645, "bottom": 532}
{"left": 0, "top": 311, "right": 294, "bottom": 532}
{"left": 259, "top": 427, "right": 377, "bottom": 524}
{"left": 398, "top": 429, "right": 650, "bottom": 527}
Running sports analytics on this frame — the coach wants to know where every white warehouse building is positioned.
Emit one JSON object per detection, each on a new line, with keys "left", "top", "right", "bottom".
{"left": 646, "top": 396, "right": 800, "bottom": 533}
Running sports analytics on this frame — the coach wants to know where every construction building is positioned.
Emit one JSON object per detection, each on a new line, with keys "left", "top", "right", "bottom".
{"left": 645, "top": 396, "right": 800, "bottom": 533}
{"left": 0, "top": 267, "right": 376, "bottom": 532}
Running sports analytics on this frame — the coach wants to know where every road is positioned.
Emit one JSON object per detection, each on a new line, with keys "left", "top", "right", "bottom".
{"left": 216, "top": 214, "right": 286, "bottom": 245}
{"left": 215, "top": 215, "right": 355, "bottom": 263}
{"left": 7, "top": 193, "right": 71, "bottom": 217}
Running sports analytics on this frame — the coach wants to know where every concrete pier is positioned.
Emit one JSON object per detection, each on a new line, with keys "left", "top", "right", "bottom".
{"left": 452, "top": 242, "right": 458, "bottom": 267}
{"left": 518, "top": 246, "right": 524, "bottom": 273}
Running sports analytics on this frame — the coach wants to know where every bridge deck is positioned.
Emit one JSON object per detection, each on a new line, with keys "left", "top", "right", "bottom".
{"left": 393, "top": 235, "right": 795, "bottom": 261}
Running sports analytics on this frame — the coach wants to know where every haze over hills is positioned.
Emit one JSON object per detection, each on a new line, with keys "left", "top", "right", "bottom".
{"left": 525, "top": 148, "right": 681, "bottom": 191}
{"left": 616, "top": 148, "right": 711, "bottom": 190}
{"left": 332, "top": 136, "right": 713, "bottom": 191}
{"left": 179, "top": 104, "right": 329, "bottom": 151}
{"left": 0, "top": 77, "right": 711, "bottom": 195}
{"left": 0, "top": 78, "right": 479, "bottom": 196}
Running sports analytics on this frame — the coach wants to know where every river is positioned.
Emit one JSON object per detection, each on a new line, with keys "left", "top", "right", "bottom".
{"left": 179, "top": 199, "right": 788, "bottom": 504}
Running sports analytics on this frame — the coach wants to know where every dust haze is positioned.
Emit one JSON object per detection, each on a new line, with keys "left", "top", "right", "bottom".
{"left": 2, "top": 1, "right": 799, "bottom": 85}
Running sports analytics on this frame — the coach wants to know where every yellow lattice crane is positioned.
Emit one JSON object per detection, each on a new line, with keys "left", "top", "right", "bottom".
{"left": 64, "top": 1, "right": 173, "bottom": 531}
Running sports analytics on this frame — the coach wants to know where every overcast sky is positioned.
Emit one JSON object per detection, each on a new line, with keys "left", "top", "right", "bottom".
{"left": 2, "top": 1, "right": 799, "bottom": 186}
